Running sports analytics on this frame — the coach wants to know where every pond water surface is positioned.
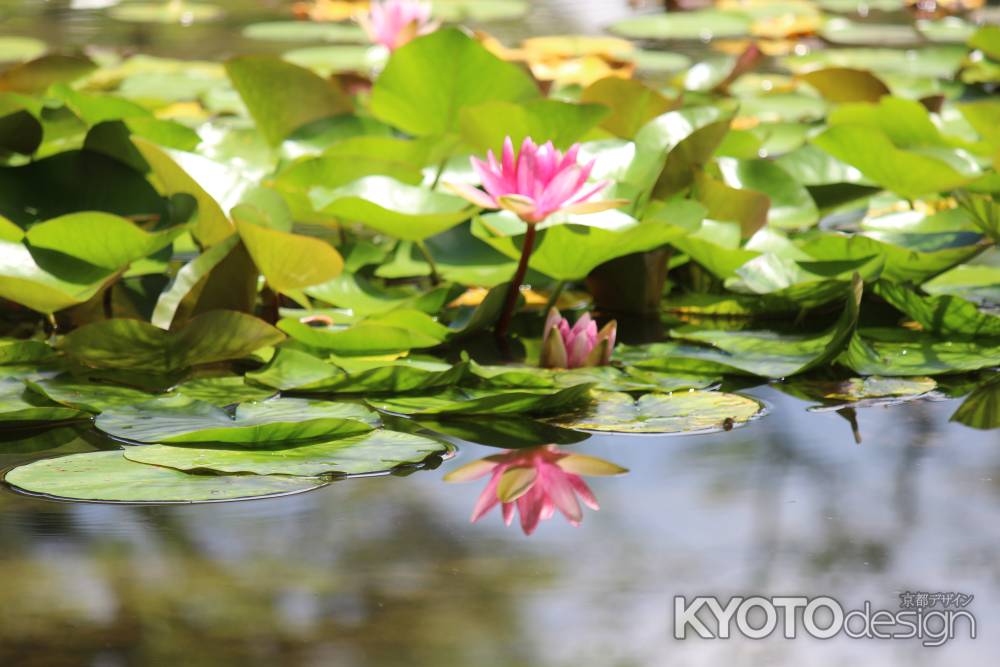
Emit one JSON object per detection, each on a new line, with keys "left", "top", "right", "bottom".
{"left": 1, "top": 1, "right": 999, "bottom": 665}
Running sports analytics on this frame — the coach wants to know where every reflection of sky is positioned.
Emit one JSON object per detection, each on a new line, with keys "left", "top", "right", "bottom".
{"left": 2, "top": 388, "right": 1000, "bottom": 664}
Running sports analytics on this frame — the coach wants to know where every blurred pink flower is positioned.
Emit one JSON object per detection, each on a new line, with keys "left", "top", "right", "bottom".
{"left": 540, "top": 308, "right": 617, "bottom": 369}
{"left": 447, "top": 136, "right": 625, "bottom": 224}
{"left": 360, "top": 0, "right": 435, "bottom": 51}
{"left": 444, "top": 445, "right": 627, "bottom": 535}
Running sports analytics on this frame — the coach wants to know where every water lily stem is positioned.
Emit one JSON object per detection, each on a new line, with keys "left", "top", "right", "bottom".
{"left": 543, "top": 280, "right": 566, "bottom": 314}
{"left": 416, "top": 240, "right": 441, "bottom": 286}
{"left": 430, "top": 158, "right": 448, "bottom": 189}
{"left": 495, "top": 223, "right": 537, "bottom": 339}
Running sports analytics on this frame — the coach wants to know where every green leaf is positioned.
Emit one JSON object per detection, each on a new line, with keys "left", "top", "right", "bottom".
{"left": 820, "top": 18, "right": 919, "bottom": 46}
{"left": 969, "top": 25, "right": 1000, "bottom": 61}
{"left": 96, "top": 395, "right": 377, "bottom": 444}
{"left": 951, "top": 376, "right": 1000, "bottom": 430}
{"left": 414, "top": 416, "right": 590, "bottom": 449}
{"left": 778, "top": 375, "right": 937, "bottom": 408}
{"left": 0, "top": 338, "right": 53, "bottom": 365}
{"left": 0, "top": 377, "right": 86, "bottom": 424}
{"left": 799, "top": 67, "right": 890, "bottom": 103}
{"left": 0, "top": 238, "right": 116, "bottom": 314}
{"left": 0, "top": 54, "right": 95, "bottom": 94}
{"left": 553, "top": 390, "right": 764, "bottom": 434}
{"left": 610, "top": 10, "right": 751, "bottom": 39}
{"left": 248, "top": 347, "right": 468, "bottom": 394}
{"left": 278, "top": 309, "right": 449, "bottom": 356}
{"left": 839, "top": 328, "right": 1000, "bottom": 376}
{"left": 25, "top": 375, "right": 156, "bottom": 413}
{"left": 57, "top": 310, "right": 285, "bottom": 373}
{"left": 312, "top": 176, "right": 474, "bottom": 241}
{"left": 25, "top": 212, "right": 181, "bottom": 270}
{"left": 875, "top": 281, "right": 1000, "bottom": 337}
{"left": 0, "top": 150, "right": 167, "bottom": 227}
{"left": 225, "top": 56, "right": 353, "bottom": 147}
{"left": 717, "top": 158, "right": 819, "bottom": 230}
{"left": 580, "top": 77, "right": 674, "bottom": 139}
{"left": 172, "top": 376, "right": 277, "bottom": 406}
{"left": 235, "top": 218, "right": 343, "bottom": 292}
{"left": 368, "top": 384, "right": 594, "bottom": 416}
{"left": 305, "top": 272, "right": 448, "bottom": 316}
{"left": 811, "top": 125, "right": 974, "bottom": 199}
{"left": 150, "top": 235, "right": 242, "bottom": 329}
{"left": 4, "top": 451, "right": 324, "bottom": 503}
{"left": 123, "top": 429, "right": 447, "bottom": 477}
{"left": 133, "top": 138, "right": 235, "bottom": 247}
{"left": 473, "top": 199, "right": 703, "bottom": 281}
{"left": 798, "top": 229, "right": 980, "bottom": 283}
{"left": 459, "top": 99, "right": 609, "bottom": 154}
{"left": 370, "top": 28, "right": 539, "bottom": 137}
{"left": 692, "top": 171, "right": 770, "bottom": 239}
{"left": 242, "top": 21, "right": 368, "bottom": 43}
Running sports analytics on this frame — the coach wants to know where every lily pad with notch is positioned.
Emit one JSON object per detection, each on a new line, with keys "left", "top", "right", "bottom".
{"left": 368, "top": 384, "right": 594, "bottom": 417}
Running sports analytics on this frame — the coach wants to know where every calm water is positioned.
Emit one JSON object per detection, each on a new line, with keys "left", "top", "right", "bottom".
{"left": 2, "top": 1, "right": 1000, "bottom": 665}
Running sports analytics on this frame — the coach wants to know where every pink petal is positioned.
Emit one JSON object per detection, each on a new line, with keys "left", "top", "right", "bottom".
{"left": 443, "top": 181, "right": 498, "bottom": 209}
{"left": 470, "top": 471, "right": 503, "bottom": 522}
{"left": 568, "top": 475, "right": 600, "bottom": 511}
{"left": 566, "top": 330, "right": 593, "bottom": 369}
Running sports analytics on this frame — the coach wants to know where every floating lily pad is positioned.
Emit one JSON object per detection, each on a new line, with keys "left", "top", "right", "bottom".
{"left": 0, "top": 339, "right": 52, "bottom": 365}
{"left": 432, "top": 0, "right": 528, "bottom": 21}
{"left": 368, "top": 384, "right": 594, "bottom": 417}
{"left": 875, "top": 282, "right": 1000, "bottom": 337}
{"left": 469, "top": 363, "right": 716, "bottom": 393}
{"left": 283, "top": 46, "right": 381, "bottom": 75}
{"left": 780, "top": 375, "right": 938, "bottom": 409}
{"left": 0, "top": 378, "right": 86, "bottom": 424}
{"left": 25, "top": 375, "right": 155, "bottom": 413}
{"left": 0, "top": 37, "right": 46, "bottom": 63}
{"left": 242, "top": 21, "right": 368, "bottom": 43}
{"left": 839, "top": 328, "right": 1000, "bottom": 376}
{"left": 248, "top": 347, "right": 467, "bottom": 394}
{"left": 96, "top": 395, "right": 377, "bottom": 444}
{"left": 57, "top": 310, "right": 285, "bottom": 373}
{"left": 278, "top": 310, "right": 450, "bottom": 356}
{"left": 610, "top": 10, "right": 752, "bottom": 41}
{"left": 172, "top": 376, "right": 277, "bottom": 405}
{"left": 4, "top": 451, "right": 323, "bottom": 504}
{"left": 554, "top": 390, "right": 765, "bottom": 434}
{"left": 108, "top": 2, "right": 223, "bottom": 23}
{"left": 123, "top": 429, "right": 449, "bottom": 477}
{"left": 951, "top": 376, "right": 1000, "bottom": 430}
{"left": 820, "top": 18, "right": 919, "bottom": 46}
{"left": 411, "top": 416, "right": 590, "bottom": 449}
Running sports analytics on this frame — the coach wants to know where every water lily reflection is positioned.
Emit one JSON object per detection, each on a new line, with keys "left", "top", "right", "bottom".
{"left": 444, "top": 445, "right": 627, "bottom": 535}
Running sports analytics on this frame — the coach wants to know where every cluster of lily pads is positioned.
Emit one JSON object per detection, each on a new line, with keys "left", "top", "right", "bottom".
{"left": 0, "top": 0, "right": 998, "bottom": 504}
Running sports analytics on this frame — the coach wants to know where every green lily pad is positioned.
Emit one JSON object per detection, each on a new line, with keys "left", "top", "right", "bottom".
{"left": 368, "top": 384, "right": 594, "bottom": 417}
{"left": 25, "top": 375, "right": 155, "bottom": 413}
{"left": 278, "top": 309, "right": 450, "bottom": 356}
{"left": 25, "top": 212, "right": 181, "bottom": 271}
{"left": 839, "top": 328, "right": 1000, "bottom": 376}
{"left": 57, "top": 310, "right": 285, "bottom": 373}
{"left": 123, "top": 429, "right": 448, "bottom": 477}
{"left": 108, "top": 2, "right": 223, "bottom": 22}
{"left": 431, "top": 0, "right": 528, "bottom": 21}
{"left": 242, "top": 21, "right": 368, "bottom": 43}
{"left": 783, "top": 46, "right": 966, "bottom": 80}
{"left": 0, "top": 37, "right": 46, "bottom": 63}
{"left": 553, "top": 390, "right": 765, "bottom": 434}
{"left": 96, "top": 395, "right": 377, "bottom": 444}
{"left": 610, "top": 10, "right": 751, "bottom": 40}
{"left": 780, "top": 375, "right": 937, "bottom": 409}
{"left": 0, "top": 378, "right": 86, "bottom": 424}
{"left": 649, "top": 274, "right": 863, "bottom": 378}
{"left": 236, "top": 218, "right": 344, "bottom": 292}
{"left": 283, "top": 46, "right": 381, "bottom": 75}
{"left": 875, "top": 281, "right": 1000, "bottom": 337}
{"left": 4, "top": 451, "right": 323, "bottom": 504}
{"left": 0, "top": 339, "right": 53, "bottom": 365}
{"left": 312, "top": 176, "right": 474, "bottom": 242}
{"left": 469, "top": 362, "right": 715, "bottom": 393}
{"left": 370, "top": 28, "right": 538, "bottom": 137}
{"left": 717, "top": 158, "right": 819, "bottom": 231}
{"left": 951, "top": 376, "right": 1000, "bottom": 430}
{"left": 172, "top": 376, "right": 277, "bottom": 405}
{"left": 820, "top": 18, "right": 919, "bottom": 46}
{"left": 225, "top": 55, "right": 353, "bottom": 147}
{"left": 473, "top": 199, "right": 704, "bottom": 281}
{"left": 412, "top": 415, "right": 590, "bottom": 448}
{"left": 248, "top": 347, "right": 468, "bottom": 394}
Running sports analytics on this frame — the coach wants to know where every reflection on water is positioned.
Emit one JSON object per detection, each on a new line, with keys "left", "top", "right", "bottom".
{"left": 443, "top": 444, "right": 627, "bottom": 534}
{"left": 2, "top": 387, "right": 1000, "bottom": 664}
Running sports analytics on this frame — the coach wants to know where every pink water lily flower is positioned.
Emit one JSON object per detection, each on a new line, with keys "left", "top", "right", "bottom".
{"left": 448, "top": 136, "right": 625, "bottom": 224}
{"left": 540, "top": 308, "right": 617, "bottom": 369}
{"left": 359, "top": 0, "right": 435, "bottom": 51}
{"left": 444, "top": 445, "right": 627, "bottom": 535}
